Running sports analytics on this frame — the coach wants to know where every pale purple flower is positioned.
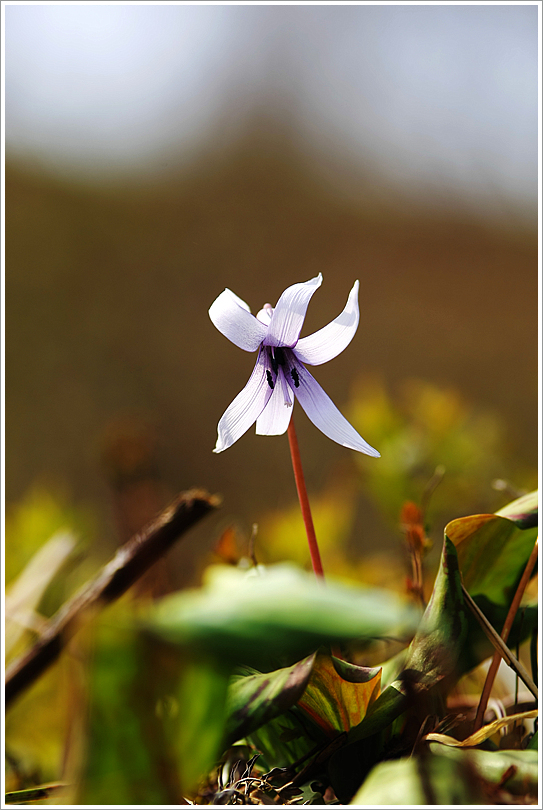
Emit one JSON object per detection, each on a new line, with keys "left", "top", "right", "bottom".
{"left": 209, "top": 274, "right": 380, "bottom": 457}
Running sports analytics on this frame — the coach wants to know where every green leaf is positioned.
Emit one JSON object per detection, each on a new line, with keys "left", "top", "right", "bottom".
{"left": 379, "top": 646, "right": 408, "bottom": 690}
{"left": 445, "top": 510, "right": 537, "bottom": 605}
{"left": 147, "top": 564, "right": 413, "bottom": 786}
{"left": 329, "top": 538, "right": 468, "bottom": 802}
{"left": 347, "top": 683, "right": 406, "bottom": 743}
{"left": 400, "top": 536, "right": 467, "bottom": 692}
{"left": 175, "top": 656, "right": 230, "bottom": 791}
{"left": 429, "top": 744, "right": 538, "bottom": 795}
{"left": 463, "top": 596, "right": 537, "bottom": 673}
{"left": 348, "top": 537, "right": 467, "bottom": 747}
{"left": 148, "top": 563, "right": 416, "bottom": 670}
{"left": 76, "top": 611, "right": 184, "bottom": 804}
{"left": 298, "top": 782, "right": 325, "bottom": 804}
{"left": 225, "top": 654, "right": 316, "bottom": 745}
{"left": 245, "top": 705, "right": 326, "bottom": 771}
{"left": 297, "top": 652, "right": 381, "bottom": 734}
{"left": 526, "top": 729, "right": 538, "bottom": 750}
{"left": 350, "top": 752, "right": 486, "bottom": 805}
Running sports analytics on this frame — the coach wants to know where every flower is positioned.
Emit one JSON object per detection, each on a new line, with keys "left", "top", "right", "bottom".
{"left": 209, "top": 274, "right": 380, "bottom": 457}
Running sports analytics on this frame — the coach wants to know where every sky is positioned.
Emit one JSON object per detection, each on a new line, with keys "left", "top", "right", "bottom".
{"left": 4, "top": 3, "right": 539, "bottom": 212}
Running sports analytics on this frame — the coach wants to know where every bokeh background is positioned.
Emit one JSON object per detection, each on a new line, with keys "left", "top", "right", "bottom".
{"left": 6, "top": 3, "right": 539, "bottom": 585}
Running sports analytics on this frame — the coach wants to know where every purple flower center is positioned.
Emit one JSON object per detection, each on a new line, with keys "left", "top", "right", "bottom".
{"left": 265, "top": 346, "right": 300, "bottom": 391}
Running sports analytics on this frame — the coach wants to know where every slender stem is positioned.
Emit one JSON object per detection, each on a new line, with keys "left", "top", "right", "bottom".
{"left": 472, "top": 537, "right": 538, "bottom": 731}
{"left": 287, "top": 418, "right": 324, "bottom": 579}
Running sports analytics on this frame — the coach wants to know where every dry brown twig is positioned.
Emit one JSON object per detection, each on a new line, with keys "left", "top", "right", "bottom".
{"left": 5, "top": 488, "right": 220, "bottom": 708}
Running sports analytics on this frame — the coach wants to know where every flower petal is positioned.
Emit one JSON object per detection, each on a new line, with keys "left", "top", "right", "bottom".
{"left": 292, "top": 361, "right": 380, "bottom": 456}
{"left": 255, "top": 368, "right": 294, "bottom": 435}
{"left": 213, "top": 350, "right": 272, "bottom": 452}
{"left": 265, "top": 274, "right": 323, "bottom": 348}
{"left": 209, "top": 288, "right": 267, "bottom": 352}
{"left": 295, "top": 280, "right": 360, "bottom": 365}
{"left": 256, "top": 305, "right": 273, "bottom": 325}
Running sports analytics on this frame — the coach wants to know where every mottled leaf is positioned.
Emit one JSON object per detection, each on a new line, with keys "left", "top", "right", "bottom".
{"left": 225, "top": 654, "right": 316, "bottom": 744}
{"left": 297, "top": 652, "right": 381, "bottom": 735}
{"left": 349, "top": 538, "right": 467, "bottom": 742}
{"left": 348, "top": 537, "right": 467, "bottom": 746}
{"left": 462, "top": 595, "right": 538, "bottom": 675}
{"left": 400, "top": 536, "right": 467, "bottom": 691}
{"left": 495, "top": 490, "right": 538, "bottom": 529}
{"left": 429, "top": 744, "right": 538, "bottom": 795}
{"left": 327, "top": 538, "right": 468, "bottom": 801}
{"left": 446, "top": 510, "right": 537, "bottom": 605}
{"left": 246, "top": 705, "right": 326, "bottom": 771}
{"left": 350, "top": 751, "right": 485, "bottom": 805}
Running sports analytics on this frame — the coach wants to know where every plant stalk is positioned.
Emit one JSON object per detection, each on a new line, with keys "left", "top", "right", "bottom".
{"left": 287, "top": 418, "right": 324, "bottom": 579}
{"left": 473, "top": 537, "right": 538, "bottom": 731}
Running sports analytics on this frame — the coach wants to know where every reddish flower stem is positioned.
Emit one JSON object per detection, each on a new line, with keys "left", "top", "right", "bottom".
{"left": 287, "top": 418, "right": 325, "bottom": 579}
{"left": 473, "top": 537, "right": 538, "bottom": 732}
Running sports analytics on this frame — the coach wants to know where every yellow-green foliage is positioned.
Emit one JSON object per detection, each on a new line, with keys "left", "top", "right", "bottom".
{"left": 349, "top": 376, "right": 534, "bottom": 524}
{"left": 5, "top": 486, "right": 94, "bottom": 584}
{"left": 5, "top": 651, "right": 84, "bottom": 797}
{"left": 257, "top": 483, "right": 356, "bottom": 573}
{"left": 256, "top": 377, "right": 536, "bottom": 591}
{"left": 5, "top": 487, "right": 96, "bottom": 798}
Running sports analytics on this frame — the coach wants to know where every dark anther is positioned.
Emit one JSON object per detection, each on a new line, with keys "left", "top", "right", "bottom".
{"left": 290, "top": 368, "right": 300, "bottom": 388}
{"left": 270, "top": 346, "right": 286, "bottom": 375}
{"left": 266, "top": 370, "right": 275, "bottom": 390}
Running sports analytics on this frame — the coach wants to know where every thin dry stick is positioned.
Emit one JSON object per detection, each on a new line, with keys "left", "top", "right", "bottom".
{"left": 5, "top": 488, "right": 220, "bottom": 708}
{"left": 472, "top": 538, "right": 538, "bottom": 731}
{"left": 287, "top": 419, "right": 324, "bottom": 579}
{"left": 461, "top": 585, "right": 538, "bottom": 700}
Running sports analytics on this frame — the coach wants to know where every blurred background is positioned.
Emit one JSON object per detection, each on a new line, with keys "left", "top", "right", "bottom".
{"left": 4, "top": 5, "right": 540, "bottom": 801}
{"left": 6, "top": 3, "right": 539, "bottom": 586}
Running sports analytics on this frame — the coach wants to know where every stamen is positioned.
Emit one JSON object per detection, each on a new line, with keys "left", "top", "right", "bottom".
{"left": 280, "top": 369, "right": 293, "bottom": 407}
{"left": 274, "top": 347, "right": 286, "bottom": 367}
{"left": 270, "top": 346, "right": 286, "bottom": 375}
{"left": 266, "top": 369, "right": 275, "bottom": 390}
{"left": 290, "top": 368, "right": 300, "bottom": 388}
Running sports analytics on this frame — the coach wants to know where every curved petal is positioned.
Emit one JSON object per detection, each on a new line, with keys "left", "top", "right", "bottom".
{"left": 295, "top": 280, "right": 359, "bottom": 365}
{"left": 213, "top": 350, "right": 272, "bottom": 452}
{"left": 256, "top": 368, "right": 294, "bottom": 435}
{"left": 265, "top": 274, "right": 323, "bottom": 348}
{"left": 292, "top": 361, "right": 380, "bottom": 456}
{"left": 209, "top": 288, "right": 267, "bottom": 352}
